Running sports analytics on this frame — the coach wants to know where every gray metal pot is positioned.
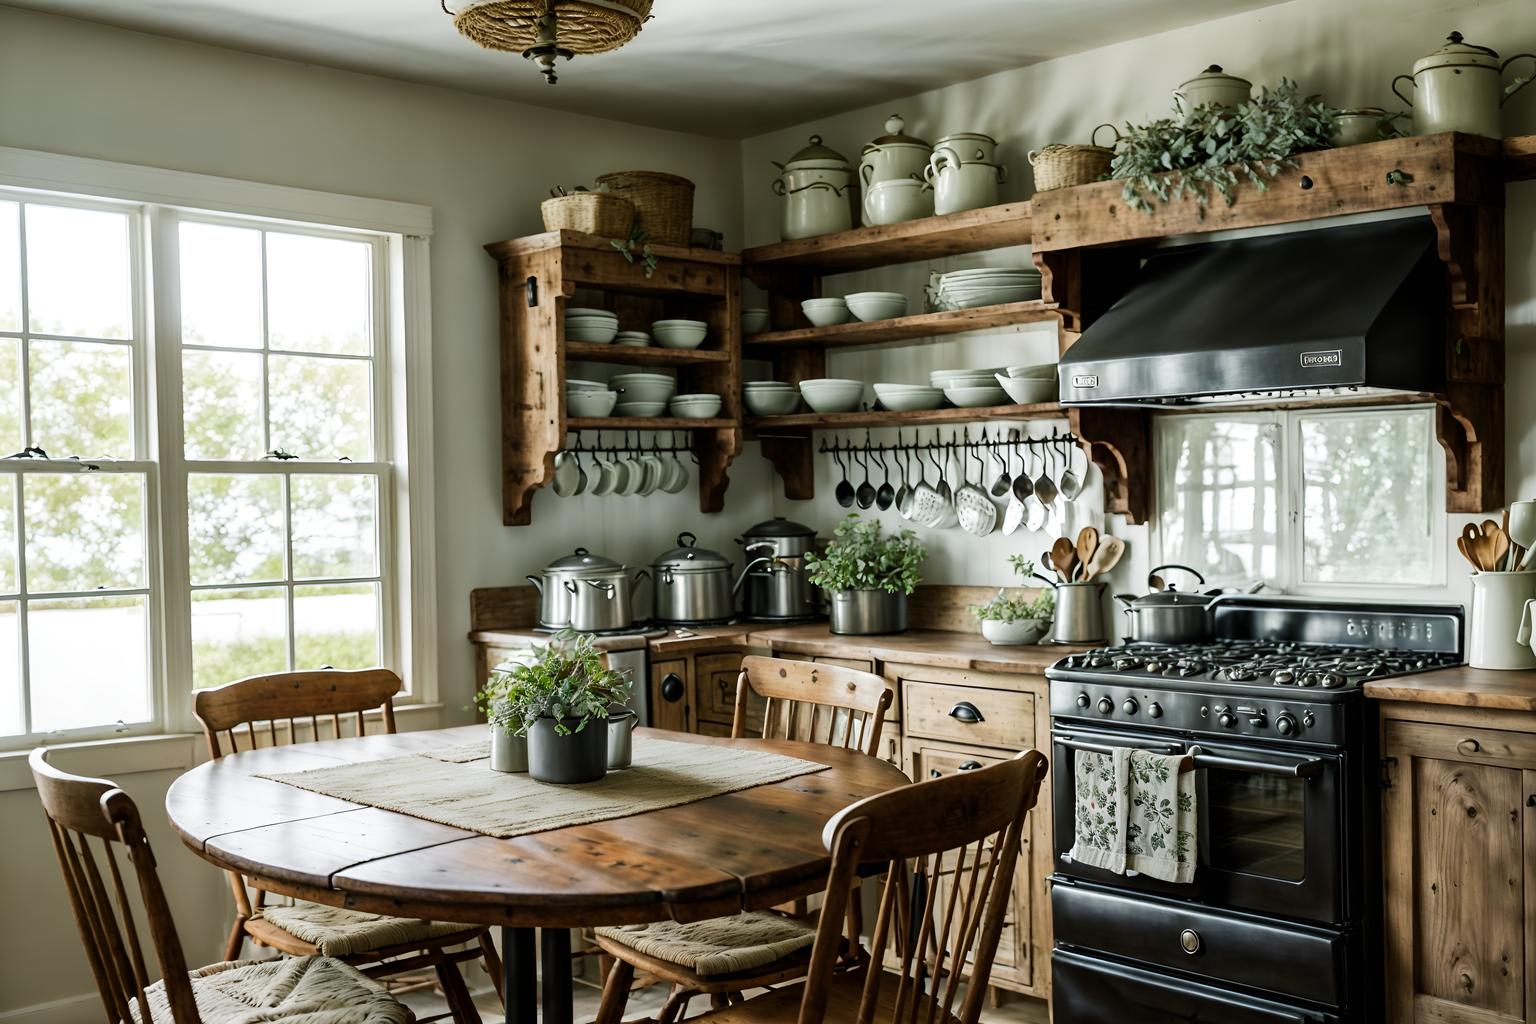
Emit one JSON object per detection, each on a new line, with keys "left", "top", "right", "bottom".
{"left": 737, "top": 518, "right": 819, "bottom": 621}
{"left": 564, "top": 569, "right": 647, "bottom": 632}
{"left": 1115, "top": 564, "right": 1217, "bottom": 644}
{"left": 527, "top": 717, "right": 608, "bottom": 784}
{"left": 828, "top": 589, "right": 908, "bottom": 636}
{"left": 527, "top": 548, "right": 628, "bottom": 629}
{"left": 606, "top": 709, "right": 637, "bottom": 769}
{"left": 489, "top": 725, "right": 528, "bottom": 773}
{"left": 651, "top": 532, "right": 764, "bottom": 625}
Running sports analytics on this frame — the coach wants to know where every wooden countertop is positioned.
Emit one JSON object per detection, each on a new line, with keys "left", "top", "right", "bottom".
{"left": 1364, "top": 666, "right": 1536, "bottom": 712}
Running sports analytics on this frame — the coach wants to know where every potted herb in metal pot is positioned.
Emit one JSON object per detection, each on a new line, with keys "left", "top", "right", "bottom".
{"left": 494, "top": 631, "right": 631, "bottom": 784}
{"left": 476, "top": 656, "right": 533, "bottom": 773}
{"left": 972, "top": 556, "right": 1057, "bottom": 646}
{"left": 806, "top": 514, "right": 925, "bottom": 636}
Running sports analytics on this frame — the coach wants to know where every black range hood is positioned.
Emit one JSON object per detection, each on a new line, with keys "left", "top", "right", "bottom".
{"left": 1059, "top": 217, "right": 1446, "bottom": 408}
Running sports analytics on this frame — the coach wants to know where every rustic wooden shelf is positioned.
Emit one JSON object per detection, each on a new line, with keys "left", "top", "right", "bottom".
{"left": 564, "top": 342, "right": 730, "bottom": 365}
{"left": 1505, "top": 132, "right": 1536, "bottom": 180}
{"left": 748, "top": 402, "right": 1063, "bottom": 431}
{"left": 740, "top": 202, "right": 1033, "bottom": 276}
{"left": 743, "top": 301, "right": 1059, "bottom": 351}
{"left": 487, "top": 230, "right": 738, "bottom": 299}
{"left": 568, "top": 416, "right": 736, "bottom": 430}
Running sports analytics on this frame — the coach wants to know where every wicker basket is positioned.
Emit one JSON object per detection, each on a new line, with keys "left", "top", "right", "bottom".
{"left": 1028, "top": 124, "right": 1120, "bottom": 192}
{"left": 541, "top": 192, "right": 635, "bottom": 238}
{"left": 594, "top": 170, "right": 694, "bottom": 245}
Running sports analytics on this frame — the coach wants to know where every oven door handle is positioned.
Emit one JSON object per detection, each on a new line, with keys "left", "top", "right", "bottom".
{"left": 1187, "top": 745, "right": 1324, "bottom": 779}
{"left": 1056, "top": 735, "right": 1184, "bottom": 756}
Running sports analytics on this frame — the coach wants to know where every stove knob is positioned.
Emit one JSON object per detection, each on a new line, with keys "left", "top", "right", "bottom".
{"left": 1180, "top": 929, "right": 1203, "bottom": 955}
{"left": 1076, "top": 693, "right": 1091, "bottom": 709}
{"left": 1303, "top": 711, "right": 1316, "bottom": 728}
{"left": 1122, "top": 698, "right": 1139, "bottom": 715}
{"left": 1097, "top": 697, "right": 1114, "bottom": 714}
{"left": 1147, "top": 702, "right": 1163, "bottom": 719}
{"left": 1275, "top": 712, "right": 1298, "bottom": 736}
{"left": 1216, "top": 707, "right": 1238, "bottom": 728}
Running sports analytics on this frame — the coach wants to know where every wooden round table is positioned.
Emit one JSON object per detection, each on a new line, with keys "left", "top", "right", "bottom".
{"left": 166, "top": 725, "right": 910, "bottom": 1024}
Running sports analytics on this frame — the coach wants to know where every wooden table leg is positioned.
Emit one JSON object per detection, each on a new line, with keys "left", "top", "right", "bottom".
{"left": 541, "top": 927, "right": 574, "bottom": 1024}
{"left": 503, "top": 927, "right": 537, "bottom": 1024}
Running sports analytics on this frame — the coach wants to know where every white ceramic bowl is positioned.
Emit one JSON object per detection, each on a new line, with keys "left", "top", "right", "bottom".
{"left": 566, "top": 322, "right": 619, "bottom": 344}
{"left": 566, "top": 378, "right": 608, "bottom": 391}
{"left": 943, "top": 384, "right": 1009, "bottom": 408}
{"left": 931, "top": 367, "right": 1007, "bottom": 381}
{"left": 565, "top": 307, "right": 618, "bottom": 320}
{"left": 651, "top": 319, "right": 708, "bottom": 349}
{"left": 744, "top": 390, "right": 802, "bottom": 416}
{"left": 669, "top": 394, "right": 723, "bottom": 419}
{"left": 615, "top": 330, "right": 651, "bottom": 344}
{"left": 741, "top": 309, "right": 771, "bottom": 335}
{"left": 845, "top": 291, "right": 909, "bottom": 322}
{"left": 744, "top": 379, "right": 796, "bottom": 388}
{"left": 614, "top": 400, "right": 669, "bottom": 418}
{"left": 801, "top": 298, "right": 852, "bottom": 327}
{"left": 798, "top": 378, "right": 864, "bottom": 413}
{"left": 864, "top": 178, "right": 932, "bottom": 226}
{"left": 610, "top": 373, "right": 676, "bottom": 404}
{"left": 1006, "top": 363, "right": 1059, "bottom": 380}
{"left": 874, "top": 385, "right": 944, "bottom": 412}
{"left": 565, "top": 389, "right": 618, "bottom": 418}
{"left": 996, "top": 373, "right": 1056, "bottom": 405}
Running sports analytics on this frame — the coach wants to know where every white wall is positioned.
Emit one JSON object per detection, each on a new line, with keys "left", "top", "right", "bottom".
{"left": 0, "top": 7, "right": 749, "bottom": 1017}
{"left": 741, "top": 0, "right": 1536, "bottom": 614}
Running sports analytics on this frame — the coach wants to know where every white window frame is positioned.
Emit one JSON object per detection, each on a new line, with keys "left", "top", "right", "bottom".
{"left": 0, "top": 147, "right": 435, "bottom": 751}
{"left": 1153, "top": 404, "right": 1446, "bottom": 596}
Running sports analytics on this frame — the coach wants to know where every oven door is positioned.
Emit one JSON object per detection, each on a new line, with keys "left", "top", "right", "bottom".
{"left": 1052, "top": 725, "right": 1345, "bottom": 923}
{"left": 1053, "top": 949, "right": 1340, "bottom": 1023}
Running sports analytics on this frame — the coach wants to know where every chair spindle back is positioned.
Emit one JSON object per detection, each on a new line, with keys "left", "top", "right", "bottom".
{"left": 733, "top": 655, "right": 894, "bottom": 757}
{"left": 193, "top": 668, "right": 401, "bottom": 758}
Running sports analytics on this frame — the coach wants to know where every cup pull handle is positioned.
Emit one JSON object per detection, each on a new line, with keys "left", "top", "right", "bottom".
{"left": 948, "top": 702, "right": 985, "bottom": 724}
{"left": 957, "top": 760, "right": 984, "bottom": 771}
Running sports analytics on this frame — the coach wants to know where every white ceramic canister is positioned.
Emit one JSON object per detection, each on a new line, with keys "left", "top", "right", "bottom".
{"left": 1392, "top": 31, "right": 1536, "bottom": 139}
{"left": 1173, "top": 64, "right": 1253, "bottom": 118}
{"left": 772, "top": 135, "right": 854, "bottom": 240}
{"left": 924, "top": 136, "right": 1007, "bottom": 216}
{"left": 860, "top": 114, "right": 932, "bottom": 210}
{"left": 864, "top": 178, "right": 932, "bottom": 225}
{"left": 1468, "top": 571, "right": 1536, "bottom": 670}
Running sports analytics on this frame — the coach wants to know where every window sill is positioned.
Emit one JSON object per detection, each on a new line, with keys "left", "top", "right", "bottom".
{"left": 0, "top": 702, "right": 444, "bottom": 792}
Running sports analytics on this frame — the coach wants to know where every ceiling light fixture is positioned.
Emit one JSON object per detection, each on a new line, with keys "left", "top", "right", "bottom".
{"left": 447, "top": 0, "right": 652, "bottom": 85}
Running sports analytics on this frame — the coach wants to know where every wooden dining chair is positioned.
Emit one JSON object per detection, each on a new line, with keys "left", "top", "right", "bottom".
{"left": 685, "top": 749, "right": 1048, "bottom": 1024}
{"left": 591, "top": 656, "right": 895, "bottom": 1024}
{"left": 29, "top": 748, "right": 412, "bottom": 1024}
{"left": 193, "top": 668, "right": 499, "bottom": 1023}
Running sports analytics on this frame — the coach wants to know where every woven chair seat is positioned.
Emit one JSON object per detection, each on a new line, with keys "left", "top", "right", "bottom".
{"left": 254, "top": 902, "right": 477, "bottom": 958}
{"left": 595, "top": 912, "right": 817, "bottom": 977}
{"left": 129, "top": 955, "right": 411, "bottom": 1024}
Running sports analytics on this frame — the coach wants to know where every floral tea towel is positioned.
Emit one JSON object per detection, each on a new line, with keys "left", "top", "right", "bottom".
{"left": 1066, "top": 747, "right": 1129, "bottom": 874}
{"left": 1126, "top": 749, "right": 1197, "bottom": 884}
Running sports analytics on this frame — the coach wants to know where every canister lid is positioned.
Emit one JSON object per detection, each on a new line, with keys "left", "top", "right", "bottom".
{"left": 741, "top": 516, "right": 816, "bottom": 538}
{"left": 868, "top": 114, "right": 930, "bottom": 149}
{"left": 652, "top": 531, "right": 732, "bottom": 571}
{"left": 544, "top": 547, "right": 621, "bottom": 573}
{"left": 784, "top": 134, "right": 851, "bottom": 170}
{"left": 1414, "top": 31, "right": 1501, "bottom": 73}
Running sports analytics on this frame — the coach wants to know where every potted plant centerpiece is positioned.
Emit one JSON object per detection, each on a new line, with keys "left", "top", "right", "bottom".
{"left": 806, "top": 514, "right": 925, "bottom": 636}
{"left": 972, "top": 555, "right": 1056, "bottom": 646}
{"left": 488, "top": 630, "right": 631, "bottom": 784}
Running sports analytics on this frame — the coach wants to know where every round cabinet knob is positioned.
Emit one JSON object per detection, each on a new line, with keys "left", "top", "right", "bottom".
{"left": 1122, "top": 698, "right": 1139, "bottom": 715}
{"left": 1076, "top": 693, "right": 1091, "bottom": 709}
{"left": 1275, "top": 713, "right": 1298, "bottom": 736}
{"left": 1097, "top": 697, "right": 1114, "bottom": 714}
{"left": 1179, "top": 929, "right": 1202, "bottom": 955}
{"left": 1147, "top": 702, "right": 1164, "bottom": 719}
{"left": 660, "top": 673, "right": 684, "bottom": 703}
{"left": 1217, "top": 711, "right": 1237, "bottom": 728}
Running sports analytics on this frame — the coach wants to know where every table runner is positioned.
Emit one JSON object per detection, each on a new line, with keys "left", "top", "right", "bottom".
{"left": 258, "top": 736, "right": 827, "bottom": 839}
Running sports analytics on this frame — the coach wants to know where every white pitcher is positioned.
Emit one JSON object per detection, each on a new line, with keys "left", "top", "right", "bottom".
{"left": 1470, "top": 571, "right": 1536, "bottom": 670}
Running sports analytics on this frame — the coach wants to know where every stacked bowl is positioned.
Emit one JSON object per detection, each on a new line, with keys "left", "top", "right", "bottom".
{"left": 873, "top": 382, "right": 944, "bottom": 412}
{"left": 615, "top": 330, "right": 651, "bottom": 348}
{"left": 801, "top": 297, "right": 852, "bottom": 326}
{"left": 669, "top": 393, "right": 723, "bottom": 419}
{"left": 798, "top": 378, "right": 865, "bottom": 413}
{"left": 931, "top": 367, "right": 1008, "bottom": 408}
{"left": 743, "top": 380, "right": 800, "bottom": 416}
{"left": 610, "top": 372, "right": 676, "bottom": 417}
{"left": 652, "top": 319, "right": 708, "bottom": 350}
{"left": 931, "top": 268, "right": 1042, "bottom": 311}
{"left": 565, "top": 307, "right": 620, "bottom": 343}
{"left": 566, "top": 377, "right": 617, "bottom": 418}
{"left": 741, "top": 309, "right": 771, "bottom": 335}
{"left": 997, "top": 362, "right": 1059, "bottom": 404}
{"left": 845, "top": 291, "right": 908, "bottom": 323}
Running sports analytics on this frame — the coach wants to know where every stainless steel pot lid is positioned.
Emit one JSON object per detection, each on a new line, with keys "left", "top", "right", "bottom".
{"left": 740, "top": 516, "right": 816, "bottom": 538}
{"left": 652, "top": 531, "right": 732, "bottom": 572}
{"left": 543, "top": 547, "right": 622, "bottom": 575}
{"left": 1124, "top": 590, "right": 1215, "bottom": 607}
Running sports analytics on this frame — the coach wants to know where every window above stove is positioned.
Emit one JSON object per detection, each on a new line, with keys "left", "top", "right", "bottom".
{"left": 1154, "top": 406, "right": 1442, "bottom": 591}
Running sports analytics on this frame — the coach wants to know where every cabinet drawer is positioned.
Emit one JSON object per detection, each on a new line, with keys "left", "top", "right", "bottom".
{"left": 694, "top": 652, "right": 766, "bottom": 731}
{"left": 1388, "top": 720, "right": 1536, "bottom": 770}
{"left": 649, "top": 658, "right": 689, "bottom": 733}
{"left": 903, "top": 680, "right": 1034, "bottom": 749}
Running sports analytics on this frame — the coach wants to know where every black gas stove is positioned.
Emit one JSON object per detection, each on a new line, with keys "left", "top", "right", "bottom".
{"left": 1046, "top": 596, "right": 1463, "bottom": 1024}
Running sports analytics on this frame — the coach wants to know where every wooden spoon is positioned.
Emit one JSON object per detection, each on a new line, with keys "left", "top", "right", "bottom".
{"left": 1051, "top": 536, "right": 1078, "bottom": 583}
{"left": 1076, "top": 527, "right": 1099, "bottom": 576}
{"left": 1081, "top": 536, "right": 1126, "bottom": 581}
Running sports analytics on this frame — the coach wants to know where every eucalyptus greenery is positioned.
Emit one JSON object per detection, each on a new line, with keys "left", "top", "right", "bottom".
{"left": 1111, "top": 79, "right": 1339, "bottom": 214}
{"left": 477, "top": 630, "right": 631, "bottom": 737}
{"left": 611, "top": 222, "right": 659, "bottom": 279}
{"left": 805, "top": 514, "right": 926, "bottom": 596}
{"left": 972, "top": 555, "right": 1057, "bottom": 623}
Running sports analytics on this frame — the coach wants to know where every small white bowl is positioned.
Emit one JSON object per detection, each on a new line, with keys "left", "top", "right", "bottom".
{"left": 565, "top": 307, "right": 618, "bottom": 320}
{"left": 798, "top": 379, "right": 864, "bottom": 413}
{"left": 669, "top": 394, "right": 722, "bottom": 419}
{"left": 943, "top": 384, "right": 1009, "bottom": 408}
{"left": 610, "top": 377, "right": 676, "bottom": 403}
{"left": 652, "top": 319, "right": 708, "bottom": 349}
{"left": 874, "top": 386, "right": 944, "bottom": 412}
{"left": 614, "top": 400, "right": 669, "bottom": 418}
{"left": 566, "top": 322, "right": 619, "bottom": 344}
{"left": 996, "top": 374, "right": 1057, "bottom": 405}
{"left": 741, "top": 309, "right": 771, "bottom": 335}
{"left": 801, "top": 298, "right": 852, "bottom": 327}
{"left": 1006, "top": 363, "right": 1059, "bottom": 380}
{"left": 845, "top": 292, "right": 909, "bottom": 323}
{"left": 565, "top": 389, "right": 618, "bottom": 418}
{"left": 566, "top": 378, "right": 608, "bottom": 391}
{"left": 744, "top": 391, "right": 802, "bottom": 416}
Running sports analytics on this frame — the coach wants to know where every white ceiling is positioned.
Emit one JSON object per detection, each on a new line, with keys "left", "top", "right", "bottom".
{"left": 4, "top": 0, "right": 1286, "bottom": 137}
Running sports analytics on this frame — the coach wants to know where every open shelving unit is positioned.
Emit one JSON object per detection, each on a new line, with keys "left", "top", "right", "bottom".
{"left": 743, "top": 300, "right": 1058, "bottom": 351}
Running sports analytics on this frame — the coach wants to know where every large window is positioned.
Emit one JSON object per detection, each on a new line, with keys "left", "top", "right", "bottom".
{"left": 0, "top": 182, "right": 417, "bottom": 749}
{"left": 1156, "top": 406, "right": 1440, "bottom": 590}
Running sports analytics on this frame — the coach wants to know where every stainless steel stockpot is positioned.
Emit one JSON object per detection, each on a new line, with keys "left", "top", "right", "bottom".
{"left": 737, "top": 518, "right": 820, "bottom": 621}
{"left": 526, "top": 548, "right": 645, "bottom": 630}
{"left": 1115, "top": 564, "right": 1218, "bottom": 644}
{"left": 651, "top": 532, "right": 764, "bottom": 626}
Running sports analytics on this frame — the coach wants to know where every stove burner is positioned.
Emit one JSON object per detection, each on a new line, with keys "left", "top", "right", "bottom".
{"left": 1061, "top": 638, "right": 1460, "bottom": 692}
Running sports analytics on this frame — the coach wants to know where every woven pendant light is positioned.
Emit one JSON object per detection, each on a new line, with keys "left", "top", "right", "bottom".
{"left": 451, "top": 0, "right": 652, "bottom": 84}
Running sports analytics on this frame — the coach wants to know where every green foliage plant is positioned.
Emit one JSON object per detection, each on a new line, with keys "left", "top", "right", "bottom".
{"left": 1111, "top": 79, "right": 1339, "bottom": 215}
{"left": 972, "top": 555, "right": 1057, "bottom": 623}
{"left": 611, "top": 223, "right": 659, "bottom": 278}
{"left": 804, "top": 514, "right": 926, "bottom": 596}
{"left": 477, "top": 630, "right": 631, "bottom": 736}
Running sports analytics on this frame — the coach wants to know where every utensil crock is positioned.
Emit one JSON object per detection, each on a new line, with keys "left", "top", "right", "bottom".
{"left": 828, "top": 589, "right": 908, "bottom": 636}
{"left": 1053, "top": 581, "right": 1106, "bottom": 644}
{"left": 1469, "top": 571, "right": 1536, "bottom": 670}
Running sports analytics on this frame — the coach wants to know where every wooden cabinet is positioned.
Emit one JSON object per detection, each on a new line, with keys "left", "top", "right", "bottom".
{"left": 694, "top": 651, "right": 763, "bottom": 734}
{"left": 649, "top": 657, "right": 691, "bottom": 733}
{"left": 1383, "top": 710, "right": 1536, "bottom": 1024}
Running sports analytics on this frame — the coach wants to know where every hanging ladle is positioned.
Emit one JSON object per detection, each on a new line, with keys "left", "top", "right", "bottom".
{"left": 875, "top": 448, "right": 895, "bottom": 510}
{"left": 989, "top": 433, "right": 1012, "bottom": 497}
{"left": 1059, "top": 436, "right": 1084, "bottom": 503}
{"left": 855, "top": 444, "right": 877, "bottom": 509}
{"left": 833, "top": 447, "right": 856, "bottom": 508}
